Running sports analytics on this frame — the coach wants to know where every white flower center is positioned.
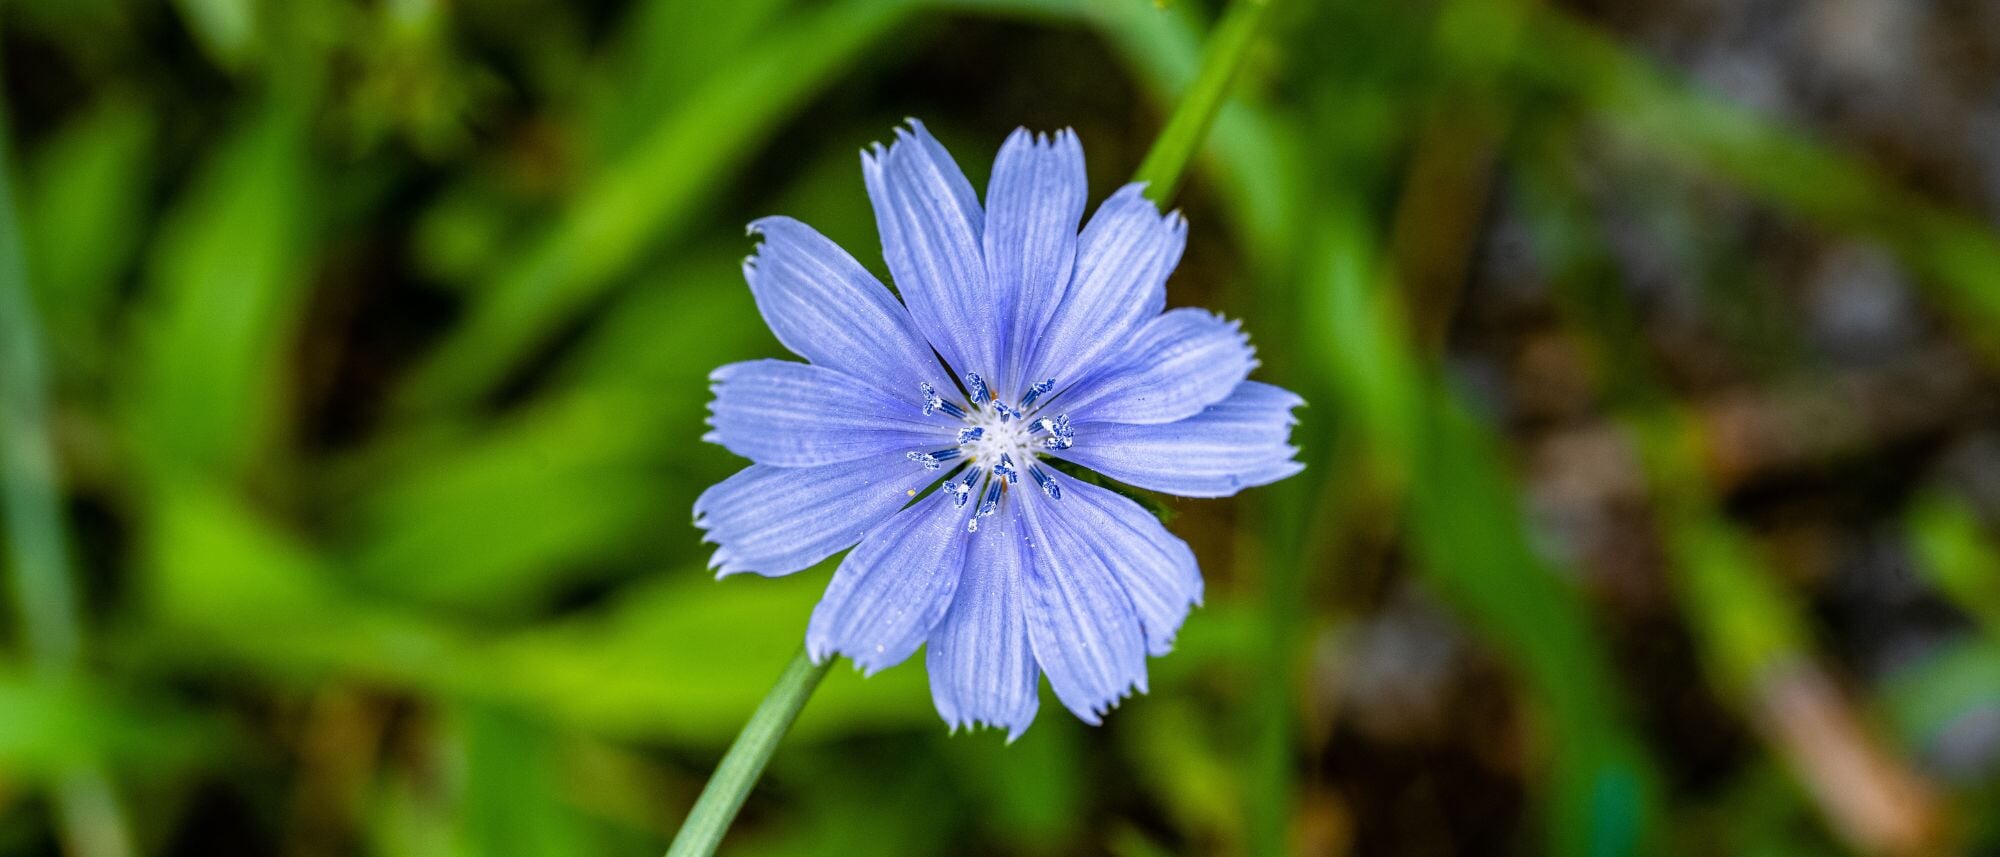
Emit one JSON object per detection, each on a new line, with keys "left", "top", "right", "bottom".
{"left": 908, "top": 372, "right": 1076, "bottom": 530}
{"left": 961, "top": 405, "right": 1034, "bottom": 468}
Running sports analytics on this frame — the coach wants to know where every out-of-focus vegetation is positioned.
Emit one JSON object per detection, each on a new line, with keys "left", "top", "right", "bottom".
{"left": 1, "top": 0, "right": 1998, "bottom": 854}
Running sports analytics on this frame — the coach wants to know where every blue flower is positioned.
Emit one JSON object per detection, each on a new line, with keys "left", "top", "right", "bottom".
{"left": 697, "top": 120, "right": 1303, "bottom": 738}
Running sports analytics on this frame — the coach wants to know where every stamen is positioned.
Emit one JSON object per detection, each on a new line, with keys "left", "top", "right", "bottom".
{"left": 992, "top": 400, "right": 1021, "bottom": 422}
{"left": 956, "top": 426, "right": 984, "bottom": 444}
{"left": 994, "top": 454, "right": 1018, "bottom": 485}
{"left": 1040, "top": 413, "right": 1074, "bottom": 450}
{"left": 1030, "top": 464, "right": 1061, "bottom": 499}
{"left": 944, "top": 474, "right": 973, "bottom": 509}
{"left": 967, "top": 477, "right": 1001, "bottom": 533}
{"left": 920, "top": 382, "right": 967, "bottom": 419}
{"left": 905, "top": 448, "right": 962, "bottom": 470}
{"left": 1019, "top": 378, "right": 1056, "bottom": 410}
{"left": 964, "top": 372, "right": 991, "bottom": 405}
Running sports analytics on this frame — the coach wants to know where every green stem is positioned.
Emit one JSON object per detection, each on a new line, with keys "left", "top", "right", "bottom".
{"left": 665, "top": 648, "right": 831, "bottom": 857}
{"left": 0, "top": 84, "right": 135, "bottom": 857}
{"left": 664, "top": 2, "right": 1277, "bottom": 852}
{"left": 1131, "top": 0, "right": 1276, "bottom": 205}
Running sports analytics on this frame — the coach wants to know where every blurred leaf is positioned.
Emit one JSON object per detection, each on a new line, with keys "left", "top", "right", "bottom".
{"left": 1406, "top": 393, "right": 1656, "bottom": 857}
{"left": 454, "top": 705, "right": 595, "bottom": 857}
{"left": 1519, "top": 113, "right": 1949, "bottom": 855}
{"left": 1518, "top": 8, "right": 2000, "bottom": 363}
{"left": 1909, "top": 492, "right": 2000, "bottom": 637}
{"left": 340, "top": 388, "right": 678, "bottom": 614}
{"left": 22, "top": 97, "right": 154, "bottom": 379}
{"left": 173, "top": 0, "right": 260, "bottom": 70}
{"left": 126, "top": 101, "right": 313, "bottom": 482}
{"left": 550, "top": 249, "right": 771, "bottom": 396}
{"left": 0, "top": 676, "right": 215, "bottom": 780}
{"left": 0, "top": 75, "right": 145, "bottom": 857}
{"left": 944, "top": 0, "right": 1300, "bottom": 267}
{"left": 1107, "top": 826, "right": 1180, "bottom": 857}
{"left": 368, "top": 769, "right": 465, "bottom": 857}
{"left": 939, "top": 716, "right": 1085, "bottom": 848}
{"left": 1302, "top": 199, "right": 1656, "bottom": 856}
{"left": 399, "top": 0, "right": 916, "bottom": 412}
{"left": 146, "top": 482, "right": 932, "bottom": 743}
{"left": 413, "top": 180, "right": 531, "bottom": 286}
{"left": 1120, "top": 700, "right": 1243, "bottom": 846}
{"left": 338, "top": 249, "right": 766, "bottom": 613}
{"left": 592, "top": 0, "right": 794, "bottom": 159}
{"left": 739, "top": 745, "right": 956, "bottom": 857}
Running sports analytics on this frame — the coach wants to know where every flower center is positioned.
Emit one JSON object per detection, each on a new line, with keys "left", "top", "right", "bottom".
{"left": 908, "top": 372, "right": 1075, "bottom": 531}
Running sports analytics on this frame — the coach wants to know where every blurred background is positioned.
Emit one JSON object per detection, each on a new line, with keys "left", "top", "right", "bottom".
{"left": 2, "top": 0, "right": 2000, "bottom": 854}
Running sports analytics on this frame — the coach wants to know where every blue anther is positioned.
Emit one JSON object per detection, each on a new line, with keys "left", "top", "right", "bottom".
{"left": 905, "top": 448, "right": 962, "bottom": 470}
{"left": 994, "top": 454, "right": 1018, "bottom": 484}
{"left": 964, "top": 372, "right": 991, "bottom": 405}
{"left": 945, "top": 475, "right": 973, "bottom": 509}
{"left": 967, "top": 478, "right": 1001, "bottom": 533}
{"left": 920, "top": 382, "right": 967, "bottom": 419}
{"left": 1040, "top": 413, "right": 1074, "bottom": 450}
{"left": 957, "top": 426, "right": 984, "bottom": 444}
{"left": 1019, "top": 378, "right": 1056, "bottom": 410}
{"left": 1030, "top": 464, "right": 1061, "bottom": 499}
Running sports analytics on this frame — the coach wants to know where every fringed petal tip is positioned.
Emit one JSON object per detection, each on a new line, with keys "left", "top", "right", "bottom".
{"left": 704, "top": 544, "right": 783, "bottom": 580}
{"left": 804, "top": 634, "right": 900, "bottom": 678}
{"left": 1067, "top": 677, "right": 1148, "bottom": 727}
{"left": 800, "top": 639, "right": 901, "bottom": 679}
{"left": 744, "top": 214, "right": 786, "bottom": 237}
{"left": 1002, "top": 125, "right": 1083, "bottom": 152}
{"left": 1101, "top": 182, "right": 1191, "bottom": 225}
{"left": 944, "top": 714, "right": 1038, "bottom": 745}
{"left": 872, "top": 118, "right": 942, "bottom": 163}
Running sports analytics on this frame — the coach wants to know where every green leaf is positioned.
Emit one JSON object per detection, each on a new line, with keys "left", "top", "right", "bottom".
{"left": 127, "top": 102, "right": 313, "bottom": 481}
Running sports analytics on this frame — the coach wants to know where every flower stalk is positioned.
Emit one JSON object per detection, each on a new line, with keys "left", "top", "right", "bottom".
{"left": 664, "top": 647, "right": 830, "bottom": 857}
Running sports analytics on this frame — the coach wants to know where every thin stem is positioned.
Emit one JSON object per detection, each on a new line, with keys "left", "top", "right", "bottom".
{"left": 664, "top": 648, "right": 831, "bottom": 857}
{"left": 663, "top": 2, "right": 1278, "bottom": 852}
{"left": 1131, "top": 0, "right": 1276, "bottom": 205}
{"left": 0, "top": 84, "right": 135, "bottom": 857}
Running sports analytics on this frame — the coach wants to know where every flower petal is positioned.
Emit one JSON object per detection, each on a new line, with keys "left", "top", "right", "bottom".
{"left": 693, "top": 451, "right": 941, "bottom": 578}
{"left": 983, "top": 128, "right": 1086, "bottom": 396}
{"left": 744, "top": 216, "right": 942, "bottom": 399}
{"left": 706, "top": 359, "right": 954, "bottom": 467}
{"left": 1046, "top": 473, "right": 1201, "bottom": 655}
{"left": 1051, "top": 308, "right": 1255, "bottom": 425}
{"left": 806, "top": 491, "right": 968, "bottom": 674}
{"left": 1018, "top": 491, "right": 1148, "bottom": 724}
{"left": 927, "top": 502, "right": 1040, "bottom": 738}
{"left": 1025, "top": 184, "right": 1186, "bottom": 391}
{"left": 1058, "top": 381, "right": 1304, "bottom": 498}
{"left": 864, "top": 120, "right": 994, "bottom": 379}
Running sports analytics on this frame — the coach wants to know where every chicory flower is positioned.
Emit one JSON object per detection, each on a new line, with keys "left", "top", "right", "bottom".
{"left": 698, "top": 120, "right": 1302, "bottom": 738}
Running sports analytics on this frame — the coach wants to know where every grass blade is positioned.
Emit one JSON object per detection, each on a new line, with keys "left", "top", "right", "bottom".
{"left": 0, "top": 83, "right": 136, "bottom": 857}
